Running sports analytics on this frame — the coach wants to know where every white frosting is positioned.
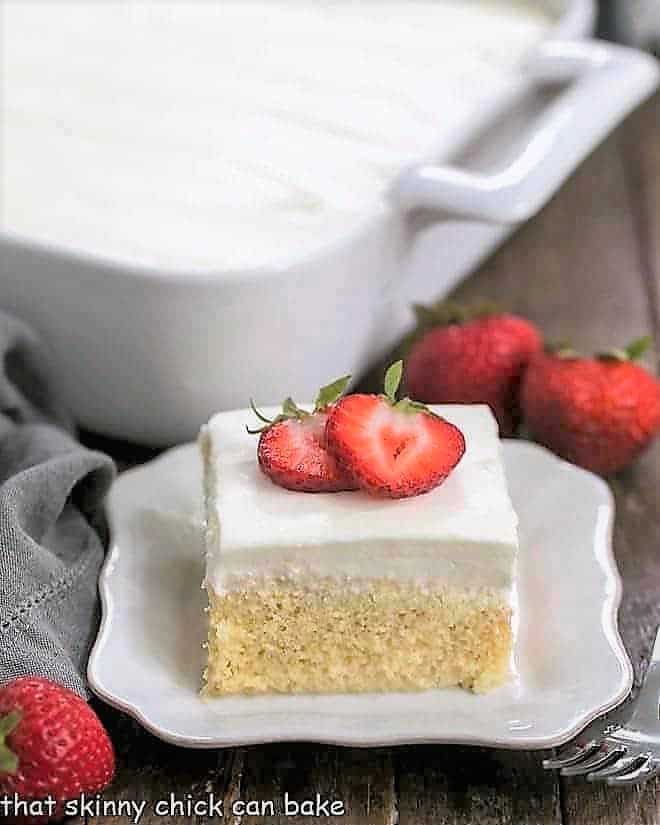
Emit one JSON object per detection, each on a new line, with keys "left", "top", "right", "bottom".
{"left": 2, "top": 1, "right": 550, "bottom": 271}
{"left": 201, "top": 405, "right": 519, "bottom": 593}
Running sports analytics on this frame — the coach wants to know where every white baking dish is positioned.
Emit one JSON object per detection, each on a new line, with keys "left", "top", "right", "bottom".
{"left": 1, "top": 0, "right": 658, "bottom": 445}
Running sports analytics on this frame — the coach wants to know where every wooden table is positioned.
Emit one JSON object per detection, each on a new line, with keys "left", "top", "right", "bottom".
{"left": 82, "top": 90, "right": 660, "bottom": 825}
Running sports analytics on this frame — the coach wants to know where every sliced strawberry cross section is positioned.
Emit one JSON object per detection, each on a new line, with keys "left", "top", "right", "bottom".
{"left": 250, "top": 375, "right": 358, "bottom": 493}
{"left": 258, "top": 411, "right": 357, "bottom": 492}
{"left": 326, "top": 362, "right": 466, "bottom": 498}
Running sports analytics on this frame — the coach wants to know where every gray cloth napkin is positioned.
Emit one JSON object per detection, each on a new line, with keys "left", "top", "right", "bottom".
{"left": 0, "top": 311, "right": 115, "bottom": 698}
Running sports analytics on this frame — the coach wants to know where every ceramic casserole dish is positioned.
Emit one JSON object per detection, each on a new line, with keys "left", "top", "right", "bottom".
{"left": 0, "top": 0, "right": 658, "bottom": 444}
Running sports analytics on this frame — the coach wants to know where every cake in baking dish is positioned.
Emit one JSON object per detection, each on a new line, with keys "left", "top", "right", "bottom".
{"left": 3, "top": 1, "right": 550, "bottom": 270}
{"left": 199, "top": 390, "right": 518, "bottom": 696}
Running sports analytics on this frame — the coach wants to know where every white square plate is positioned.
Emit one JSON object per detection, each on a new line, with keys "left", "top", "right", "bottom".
{"left": 88, "top": 441, "right": 632, "bottom": 749}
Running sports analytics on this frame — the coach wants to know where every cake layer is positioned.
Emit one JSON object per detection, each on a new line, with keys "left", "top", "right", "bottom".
{"left": 205, "top": 579, "right": 512, "bottom": 696}
{"left": 200, "top": 405, "right": 518, "bottom": 594}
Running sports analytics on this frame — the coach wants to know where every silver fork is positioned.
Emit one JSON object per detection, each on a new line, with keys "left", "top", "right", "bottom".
{"left": 543, "top": 627, "right": 660, "bottom": 786}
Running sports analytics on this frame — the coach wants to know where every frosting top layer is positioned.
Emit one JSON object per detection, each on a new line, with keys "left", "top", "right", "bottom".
{"left": 202, "top": 405, "right": 519, "bottom": 591}
{"left": 3, "top": 1, "right": 550, "bottom": 271}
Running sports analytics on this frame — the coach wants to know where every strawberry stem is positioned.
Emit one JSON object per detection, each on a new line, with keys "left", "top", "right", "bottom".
{"left": 249, "top": 399, "right": 274, "bottom": 425}
{"left": 0, "top": 710, "right": 21, "bottom": 775}
{"left": 246, "top": 399, "right": 276, "bottom": 434}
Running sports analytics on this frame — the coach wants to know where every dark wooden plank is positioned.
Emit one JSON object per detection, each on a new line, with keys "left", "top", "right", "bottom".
{"left": 90, "top": 705, "right": 241, "bottom": 825}
{"left": 228, "top": 745, "right": 396, "bottom": 825}
{"left": 92, "top": 710, "right": 395, "bottom": 824}
{"left": 397, "top": 747, "right": 560, "bottom": 825}
{"left": 561, "top": 777, "right": 659, "bottom": 825}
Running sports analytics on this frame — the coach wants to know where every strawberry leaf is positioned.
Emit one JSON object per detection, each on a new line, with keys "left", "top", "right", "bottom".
{"left": 248, "top": 373, "right": 349, "bottom": 436}
{"left": 282, "top": 397, "right": 309, "bottom": 420}
{"left": 384, "top": 360, "right": 403, "bottom": 403}
{"left": 394, "top": 397, "right": 440, "bottom": 419}
{"left": 625, "top": 336, "right": 652, "bottom": 361}
{"left": 598, "top": 336, "right": 651, "bottom": 363}
{"left": 315, "top": 374, "right": 351, "bottom": 411}
{"left": 0, "top": 710, "right": 21, "bottom": 775}
{"left": 247, "top": 395, "right": 311, "bottom": 434}
{"left": 412, "top": 300, "right": 499, "bottom": 331}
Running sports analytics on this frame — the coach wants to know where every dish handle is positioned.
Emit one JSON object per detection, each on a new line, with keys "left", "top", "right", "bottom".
{"left": 390, "top": 39, "right": 659, "bottom": 224}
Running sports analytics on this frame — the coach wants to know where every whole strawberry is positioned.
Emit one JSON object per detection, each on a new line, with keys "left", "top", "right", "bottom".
{"left": 405, "top": 302, "right": 542, "bottom": 436}
{"left": 251, "top": 375, "right": 358, "bottom": 492}
{"left": 0, "top": 677, "right": 115, "bottom": 825}
{"left": 521, "top": 338, "right": 660, "bottom": 476}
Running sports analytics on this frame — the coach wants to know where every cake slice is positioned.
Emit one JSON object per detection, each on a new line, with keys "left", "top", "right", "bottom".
{"left": 200, "top": 402, "right": 518, "bottom": 696}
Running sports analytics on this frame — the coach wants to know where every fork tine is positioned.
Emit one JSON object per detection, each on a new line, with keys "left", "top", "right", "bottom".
{"left": 543, "top": 742, "right": 600, "bottom": 770}
{"left": 561, "top": 746, "right": 626, "bottom": 777}
{"left": 607, "top": 758, "right": 660, "bottom": 787}
{"left": 587, "top": 754, "right": 645, "bottom": 782}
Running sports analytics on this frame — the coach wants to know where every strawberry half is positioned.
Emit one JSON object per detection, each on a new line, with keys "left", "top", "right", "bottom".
{"left": 251, "top": 376, "right": 358, "bottom": 493}
{"left": 326, "top": 361, "right": 466, "bottom": 498}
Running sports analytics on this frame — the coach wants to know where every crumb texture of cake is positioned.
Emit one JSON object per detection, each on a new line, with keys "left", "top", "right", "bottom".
{"left": 200, "top": 404, "right": 519, "bottom": 697}
{"left": 205, "top": 580, "right": 512, "bottom": 696}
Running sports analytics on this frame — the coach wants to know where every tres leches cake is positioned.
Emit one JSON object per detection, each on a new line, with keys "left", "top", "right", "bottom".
{"left": 200, "top": 366, "right": 518, "bottom": 696}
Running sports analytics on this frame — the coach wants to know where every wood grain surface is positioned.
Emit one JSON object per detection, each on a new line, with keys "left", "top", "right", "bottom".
{"left": 82, "top": 91, "right": 660, "bottom": 825}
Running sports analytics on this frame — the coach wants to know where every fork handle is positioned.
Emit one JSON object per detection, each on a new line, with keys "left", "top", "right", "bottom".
{"left": 625, "top": 627, "right": 660, "bottom": 727}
